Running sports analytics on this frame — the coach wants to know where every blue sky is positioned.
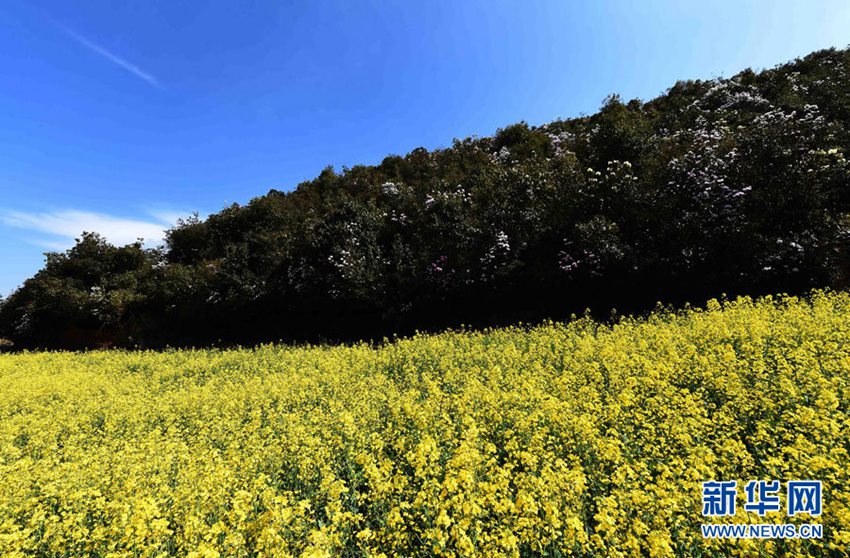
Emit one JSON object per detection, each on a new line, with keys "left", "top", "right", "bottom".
{"left": 1, "top": 0, "right": 849, "bottom": 295}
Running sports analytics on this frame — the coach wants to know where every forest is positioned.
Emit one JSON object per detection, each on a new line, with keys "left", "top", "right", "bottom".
{"left": 1, "top": 47, "right": 848, "bottom": 349}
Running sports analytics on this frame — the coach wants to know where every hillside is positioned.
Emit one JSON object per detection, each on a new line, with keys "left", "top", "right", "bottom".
{"left": 1, "top": 291, "right": 848, "bottom": 555}
{"left": 2, "top": 47, "right": 849, "bottom": 349}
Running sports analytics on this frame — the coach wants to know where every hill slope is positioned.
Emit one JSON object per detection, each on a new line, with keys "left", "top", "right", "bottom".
{"left": 1, "top": 47, "right": 849, "bottom": 348}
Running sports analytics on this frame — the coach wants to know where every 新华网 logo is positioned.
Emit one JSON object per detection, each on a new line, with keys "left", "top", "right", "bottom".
{"left": 700, "top": 480, "right": 823, "bottom": 539}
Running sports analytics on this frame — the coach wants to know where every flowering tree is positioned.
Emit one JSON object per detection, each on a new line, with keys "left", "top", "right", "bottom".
{"left": 2, "top": 47, "right": 849, "bottom": 348}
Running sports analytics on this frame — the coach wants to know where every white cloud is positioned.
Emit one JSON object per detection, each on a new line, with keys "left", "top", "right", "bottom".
{"left": 55, "top": 23, "right": 161, "bottom": 88}
{"left": 2, "top": 209, "right": 186, "bottom": 251}
{"left": 23, "top": 237, "right": 75, "bottom": 252}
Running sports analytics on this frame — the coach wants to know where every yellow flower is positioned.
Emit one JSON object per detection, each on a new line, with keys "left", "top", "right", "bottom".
{"left": 0, "top": 290, "right": 847, "bottom": 556}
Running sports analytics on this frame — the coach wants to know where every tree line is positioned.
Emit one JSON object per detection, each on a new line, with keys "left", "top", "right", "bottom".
{"left": 2, "top": 47, "right": 849, "bottom": 350}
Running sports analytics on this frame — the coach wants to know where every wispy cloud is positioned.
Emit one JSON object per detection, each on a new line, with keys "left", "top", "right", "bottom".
{"left": 1, "top": 209, "right": 187, "bottom": 250}
{"left": 55, "top": 23, "right": 161, "bottom": 88}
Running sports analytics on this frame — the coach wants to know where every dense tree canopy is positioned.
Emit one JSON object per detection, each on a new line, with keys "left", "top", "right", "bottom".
{"left": 2, "top": 47, "right": 849, "bottom": 349}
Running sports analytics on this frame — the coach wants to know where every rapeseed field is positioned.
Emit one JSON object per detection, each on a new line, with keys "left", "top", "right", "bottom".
{"left": 1, "top": 291, "right": 849, "bottom": 557}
